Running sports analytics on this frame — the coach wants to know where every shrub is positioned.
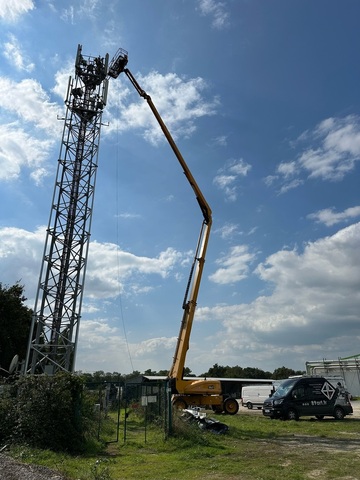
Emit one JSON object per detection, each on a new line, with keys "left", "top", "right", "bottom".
{"left": 0, "top": 373, "right": 98, "bottom": 453}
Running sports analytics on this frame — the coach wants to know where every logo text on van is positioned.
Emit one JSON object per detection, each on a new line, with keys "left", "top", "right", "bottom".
{"left": 321, "top": 381, "right": 335, "bottom": 400}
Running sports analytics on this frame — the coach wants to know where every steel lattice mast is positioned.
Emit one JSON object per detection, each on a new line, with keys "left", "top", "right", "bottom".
{"left": 25, "top": 45, "right": 110, "bottom": 374}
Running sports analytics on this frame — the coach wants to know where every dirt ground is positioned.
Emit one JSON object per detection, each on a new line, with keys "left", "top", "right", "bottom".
{"left": 1, "top": 401, "right": 359, "bottom": 480}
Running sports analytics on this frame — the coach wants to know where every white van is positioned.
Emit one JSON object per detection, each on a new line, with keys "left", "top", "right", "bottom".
{"left": 241, "top": 385, "right": 274, "bottom": 409}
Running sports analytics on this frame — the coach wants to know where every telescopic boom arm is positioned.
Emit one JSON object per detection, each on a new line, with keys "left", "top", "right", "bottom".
{"left": 108, "top": 49, "right": 212, "bottom": 389}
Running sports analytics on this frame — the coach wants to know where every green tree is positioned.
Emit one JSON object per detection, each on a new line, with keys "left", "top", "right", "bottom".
{"left": 242, "top": 367, "right": 269, "bottom": 379}
{"left": 0, "top": 283, "right": 32, "bottom": 373}
{"left": 272, "top": 366, "right": 305, "bottom": 380}
{"left": 201, "top": 363, "right": 229, "bottom": 377}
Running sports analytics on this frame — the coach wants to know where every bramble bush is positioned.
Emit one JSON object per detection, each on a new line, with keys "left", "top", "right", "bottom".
{"left": 0, "top": 373, "right": 98, "bottom": 453}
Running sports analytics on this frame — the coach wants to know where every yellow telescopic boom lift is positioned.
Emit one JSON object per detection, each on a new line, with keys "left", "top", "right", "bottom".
{"left": 108, "top": 49, "right": 239, "bottom": 415}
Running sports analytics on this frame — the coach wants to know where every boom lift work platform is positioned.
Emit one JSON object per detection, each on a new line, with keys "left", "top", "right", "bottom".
{"left": 25, "top": 45, "right": 238, "bottom": 414}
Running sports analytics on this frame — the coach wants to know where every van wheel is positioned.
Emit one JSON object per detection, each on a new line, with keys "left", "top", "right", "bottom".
{"left": 224, "top": 397, "right": 239, "bottom": 415}
{"left": 315, "top": 415, "right": 324, "bottom": 420}
{"left": 287, "top": 409, "right": 299, "bottom": 421}
{"left": 246, "top": 402, "right": 253, "bottom": 410}
{"left": 334, "top": 407, "right": 345, "bottom": 420}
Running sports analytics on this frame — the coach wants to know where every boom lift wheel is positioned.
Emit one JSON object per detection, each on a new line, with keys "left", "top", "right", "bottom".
{"left": 173, "top": 397, "right": 188, "bottom": 410}
{"left": 223, "top": 397, "right": 239, "bottom": 415}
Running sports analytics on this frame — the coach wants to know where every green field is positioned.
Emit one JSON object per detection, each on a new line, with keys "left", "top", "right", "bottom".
{"left": 8, "top": 408, "right": 360, "bottom": 480}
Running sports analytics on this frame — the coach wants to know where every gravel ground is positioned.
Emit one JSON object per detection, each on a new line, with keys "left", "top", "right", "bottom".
{"left": 0, "top": 453, "right": 68, "bottom": 480}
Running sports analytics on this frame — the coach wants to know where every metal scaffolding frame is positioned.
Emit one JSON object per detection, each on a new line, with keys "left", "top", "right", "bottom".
{"left": 306, "top": 355, "right": 360, "bottom": 396}
{"left": 25, "top": 45, "right": 109, "bottom": 374}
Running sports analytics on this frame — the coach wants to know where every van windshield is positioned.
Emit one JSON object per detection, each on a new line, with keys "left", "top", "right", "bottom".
{"left": 272, "top": 378, "right": 298, "bottom": 398}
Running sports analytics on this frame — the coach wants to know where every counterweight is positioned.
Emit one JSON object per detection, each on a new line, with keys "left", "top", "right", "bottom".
{"left": 25, "top": 45, "right": 109, "bottom": 374}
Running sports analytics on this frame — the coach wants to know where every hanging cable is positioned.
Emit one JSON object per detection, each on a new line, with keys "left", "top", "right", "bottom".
{"left": 115, "top": 108, "right": 134, "bottom": 373}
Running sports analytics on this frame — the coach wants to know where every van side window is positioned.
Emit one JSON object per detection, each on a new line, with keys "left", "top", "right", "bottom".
{"left": 292, "top": 386, "right": 305, "bottom": 399}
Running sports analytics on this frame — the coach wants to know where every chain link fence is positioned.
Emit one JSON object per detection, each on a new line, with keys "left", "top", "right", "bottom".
{"left": 86, "top": 379, "right": 173, "bottom": 443}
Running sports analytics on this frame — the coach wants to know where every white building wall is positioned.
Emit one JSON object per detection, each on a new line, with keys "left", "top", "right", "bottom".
{"left": 306, "top": 358, "right": 360, "bottom": 397}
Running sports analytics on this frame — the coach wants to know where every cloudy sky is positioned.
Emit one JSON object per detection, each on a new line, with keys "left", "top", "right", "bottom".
{"left": 1, "top": 0, "right": 359, "bottom": 376}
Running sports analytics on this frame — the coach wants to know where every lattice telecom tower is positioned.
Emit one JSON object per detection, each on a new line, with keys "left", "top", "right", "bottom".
{"left": 25, "top": 45, "right": 112, "bottom": 374}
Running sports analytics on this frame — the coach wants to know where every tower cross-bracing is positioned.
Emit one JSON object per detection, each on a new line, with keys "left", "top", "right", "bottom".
{"left": 25, "top": 45, "right": 109, "bottom": 374}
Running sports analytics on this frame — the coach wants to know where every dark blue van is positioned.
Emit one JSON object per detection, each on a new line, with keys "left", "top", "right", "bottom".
{"left": 262, "top": 376, "right": 353, "bottom": 420}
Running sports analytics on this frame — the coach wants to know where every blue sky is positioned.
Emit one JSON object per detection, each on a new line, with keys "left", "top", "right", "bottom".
{"left": 0, "top": 0, "right": 359, "bottom": 375}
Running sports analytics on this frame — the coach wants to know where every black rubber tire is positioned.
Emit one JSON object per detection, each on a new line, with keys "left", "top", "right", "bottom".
{"left": 287, "top": 408, "right": 299, "bottom": 421}
{"left": 223, "top": 397, "right": 239, "bottom": 415}
{"left": 212, "top": 405, "right": 224, "bottom": 414}
{"left": 247, "top": 402, "right": 253, "bottom": 410}
{"left": 315, "top": 415, "right": 324, "bottom": 420}
{"left": 334, "top": 407, "right": 345, "bottom": 420}
{"left": 173, "top": 398, "right": 187, "bottom": 410}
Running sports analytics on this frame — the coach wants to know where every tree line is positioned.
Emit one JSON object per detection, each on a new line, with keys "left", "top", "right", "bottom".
{"left": 77, "top": 364, "right": 305, "bottom": 386}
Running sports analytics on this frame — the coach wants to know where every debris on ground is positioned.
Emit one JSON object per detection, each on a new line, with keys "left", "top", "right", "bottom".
{"left": 181, "top": 408, "right": 229, "bottom": 434}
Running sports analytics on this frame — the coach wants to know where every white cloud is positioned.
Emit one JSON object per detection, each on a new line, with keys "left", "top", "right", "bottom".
{"left": 0, "top": 77, "right": 61, "bottom": 136}
{"left": 0, "top": 0, "right": 34, "bottom": 22}
{"left": 0, "top": 76, "right": 64, "bottom": 182}
{"left": 78, "top": 0, "right": 101, "bottom": 20}
{"left": 213, "top": 135, "right": 228, "bottom": 146}
{"left": 86, "top": 241, "right": 184, "bottom": 299}
{"left": 0, "top": 226, "right": 187, "bottom": 304}
{"left": 52, "top": 63, "right": 73, "bottom": 99}
{"left": 3, "top": 34, "right": 35, "bottom": 72}
{"left": 209, "top": 244, "right": 257, "bottom": 284}
{"left": 213, "top": 159, "right": 251, "bottom": 201}
{"left": 277, "top": 161, "right": 297, "bottom": 178}
{"left": 308, "top": 206, "right": 360, "bottom": 227}
{"left": 215, "top": 222, "right": 241, "bottom": 240}
{"left": 118, "top": 212, "right": 141, "bottom": 220}
{"left": 60, "top": 6, "right": 74, "bottom": 24}
{"left": 1, "top": 63, "right": 214, "bottom": 184}
{"left": 300, "top": 115, "right": 360, "bottom": 180}
{"left": 0, "top": 226, "right": 45, "bottom": 304}
{"left": 197, "top": 0, "right": 230, "bottom": 29}
{"left": 263, "top": 174, "right": 277, "bottom": 187}
{"left": 0, "top": 124, "right": 53, "bottom": 182}
{"left": 0, "top": 224, "right": 195, "bottom": 372}
{"left": 278, "top": 178, "right": 304, "bottom": 195}
{"left": 76, "top": 323, "right": 177, "bottom": 373}
{"left": 105, "top": 71, "right": 219, "bottom": 145}
{"left": 198, "top": 222, "right": 360, "bottom": 368}
{"left": 133, "top": 337, "right": 176, "bottom": 356}
{"left": 267, "top": 115, "right": 360, "bottom": 193}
